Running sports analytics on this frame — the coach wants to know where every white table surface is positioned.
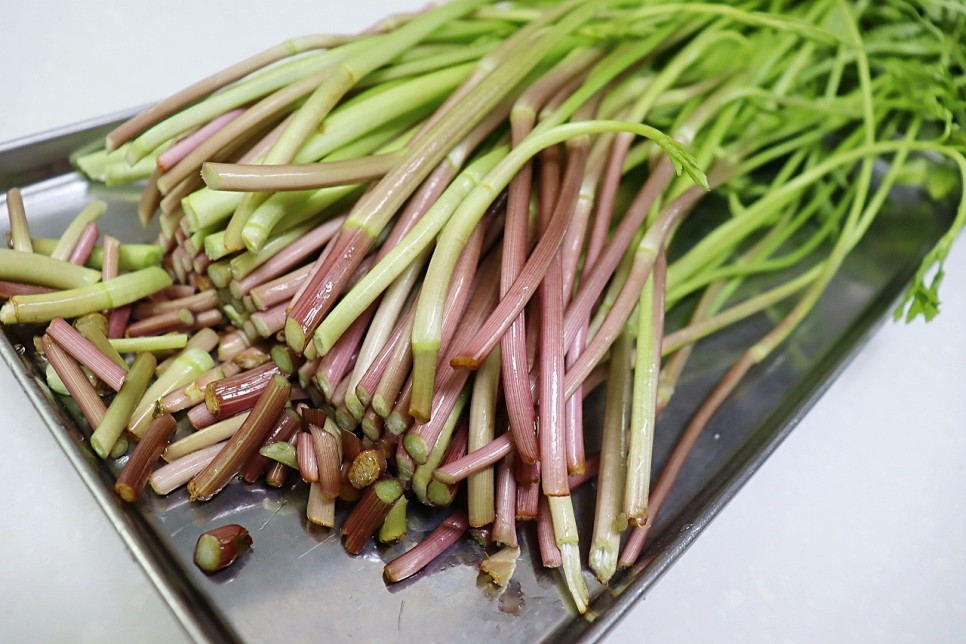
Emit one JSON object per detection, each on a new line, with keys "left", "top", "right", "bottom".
{"left": 2, "top": 2, "right": 964, "bottom": 642}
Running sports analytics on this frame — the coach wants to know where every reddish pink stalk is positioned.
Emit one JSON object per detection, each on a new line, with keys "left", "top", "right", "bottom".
{"left": 515, "top": 480, "right": 539, "bottom": 521}
{"left": 404, "top": 258, "right": 500, "bottom": 463}
{"left": 296, "top": 356, "right": 320, "bottom": 389}
{"left": 314, "top": 312, "right": 370, "bottom": 400}
{"left": 126, "top": 308, "right": 193, "bottom": 337}
{"left": 450, "top": 140, "right": 588, "bottom": 371}
{"left": 372, "top": 333, "right": 413, "bottom": 421}
{"left": 189, "top": 374, "right": 291, "bottom": 501}
{"left": 250, "top": 264, "right": 311, "bottom": 310}
{"left": 68, "top": 222, "right": 99, "bottom": 266}
{"left": 217, "top": 330, "right": 251, "bottom": 362}
{"left": 492, "top": 454, "right": 518, "bottom": 548}
{"left": 192, "top": 309, "right": 226, "bottom": 332}
{"left": 240, "top": 409, "right": 302, "bottom": 483}
{"left": 107, "top": 305, "right": 132, "bottom": 339}
{"left": 564, "top": 190, "right": 703, "bottom": 399}
{"left": 561, "top": 165, "right": 688, "bottom": 348}
{"left": 0, "top": 281, "right": 55, "bottom": 298}
{"left": 537, "top": 153, "right": 584, "bottom": 497}
{"left": 287, "top": 231, "right": 342, "bottom": 309}
{"left": 163, "top": 284, "right": 197, "bottom": 299}
{"left": 432, "top": 432, "right": 512, "bottom": 485}
{"left": 133, "top": 289, "right": 219, "bottom": 319}
{"left": 42, "top": 334, "right": 106, "bottom": 428}
{"left": 285, "top": 226, "right": 370, "bottom": 353}
{"left": 150, "top": 442, "right": 225, "bottom": 496}
{"left": 115, "top": 414, "right": 178, "bottom": 502}
{"left": 355, "top": 305, "right": 415, "bottom": 408}
{"left": 310, "top": 424, "right": 341, "bottom": 498}
{"left": 384, "top": 510, "right": 468, "bottom": 582}
{"left": 159, "top": 363, "right": 240, "bottom": 415}
{"left": 537, "top": 494, "right": 562, "bottom": 567}
{"left": 564, "top": 340, "right": 586, "bottom": 476}
{"left": 297, "top": 431, "right": 319, "bottom": 482}
{"left": 232, "top": 215, "right": 344, "bottom": 296}
{"left": 188, "top": 402, "right": 219, "bottom": 429}
{"left": 158, "top": 108, "right": 245, "bottom": 172}
{"left": 342, "top": 478, "right": 404, "bottom": 554}
{"left": 193, "top": 251, "right": 212, "bottom": 275}
{"left": 585, "top": 133, "right": 634, "bottom": 273}
{"left": 101, "top": 235, "right": 120, "bottom": 281}
{"left": 47, "top": 317, "right": 126, "bottom": 392}
{"left": 206, "top": 363, "right": 281, "bottom": 419}
{"left": 250, "top": 302, "right": 287, "bottom": 338}
{"left": 515, "top": 456, "right": 540, "bottom": 484}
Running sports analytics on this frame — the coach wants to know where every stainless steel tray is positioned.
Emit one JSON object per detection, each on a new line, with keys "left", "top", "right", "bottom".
{"left": 0, "top": 114, "right": 953, "bottom": 643}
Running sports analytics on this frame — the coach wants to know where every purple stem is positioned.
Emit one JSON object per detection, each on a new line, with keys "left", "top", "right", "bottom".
{"left": 232, "top": 215, "right": 344, "bottom": 296}
{"left": 158, "top": 108, "right": 245, "bottom": 172}
{"left": 68, "top": 222, "right": 99, "bottom": 266}
{"left": 47, "top": 317, "right": 126, "bottom": 392}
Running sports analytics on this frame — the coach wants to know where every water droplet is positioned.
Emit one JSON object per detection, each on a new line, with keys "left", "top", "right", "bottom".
{"left": 498, "top": 580, "right": 526, "bottom": 616}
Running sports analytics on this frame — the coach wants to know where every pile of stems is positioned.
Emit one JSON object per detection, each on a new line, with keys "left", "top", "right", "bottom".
{"left": 2, "top": 0, "right": 964, "bottom": 615}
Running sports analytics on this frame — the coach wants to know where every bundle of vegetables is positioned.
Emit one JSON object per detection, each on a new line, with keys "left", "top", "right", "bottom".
{"left": 3, "top": 0, "right": 965, "bottom": 613}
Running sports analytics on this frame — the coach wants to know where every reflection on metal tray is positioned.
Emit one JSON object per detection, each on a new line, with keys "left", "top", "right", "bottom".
{"left": 0, "top": 114, "right": 952, "bottom": 643}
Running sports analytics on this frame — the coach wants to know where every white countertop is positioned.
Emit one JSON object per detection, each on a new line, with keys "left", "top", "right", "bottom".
{"left": 2, "top": 2, "right": 964, "bottom": 642}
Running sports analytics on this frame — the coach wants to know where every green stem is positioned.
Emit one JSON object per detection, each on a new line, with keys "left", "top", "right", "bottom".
{"left": 0, "top": 249, "right": 101, "bottom": 289}
{"left": 28, "top": 238, "right": 162, "bottom": 271}
{"left": 109, "top": 334, "right": 189, "bottom": 353}
{"left": 50, "top": 201, "right": 105, "bottom": 261}
{"left": 91, "top": 352, "right": 156, "bottom": 459}
{"left": 589, "top": 325, "right": 632, "bottom": 584}
{"left": 0, "top": 267, "right": 172, "bottom": 325}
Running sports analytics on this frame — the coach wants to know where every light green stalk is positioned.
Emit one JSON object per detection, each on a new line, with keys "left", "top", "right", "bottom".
{"left": 259, "top": 441, "right": 299, "bottom": 470}
{"left": 344, "top": 248, "right": 430, "bottom": 420}
{"left": 5, "top": 188, "right": 31, "bottom": 252}
{"left": 548, "top": 496, "right": 590, "bottom": 614}
{"left": 91, "top": 352, "right": 156, "bottom": 459}
{"left": 411, "top": 388, "right": 468, "bottom": 505}
{"left": 0, "top": 249, "right": 101, "bottom": 289}
{"left": 468, "top": 346, "right": 500, "bottom": 528}
{"left": 292, "top": 63, "right": 473, "bottom": 163}
{"left": 109, "top": 334, "right": 189, "bottom": 354}
{"left": 623, "top": 257, "right": 664, "bottom": 525}
{"left": 49, "top": 201, "right": 105, "bottom": 261}
{"left": 28, "top": 238, "right": 162, "bottom": 271}
{"left": 378, "top": 496, "right": 409, "bottom": 543}
{"left": 0, "top": 267, "right": 172, "bottom": 325}
{"left": 129, "top": 347, "right": 215, "bottom": 438}
{"left": 240, "top": 118, "right": 415, "bottom": 252}
{"left": 589, "top": 327, "right": 632, "bottom": 584}
{"left": 412, "top": 118, "right": 703, "bottom": 384}
{"left": 223, "top": 0, "right": 491, "bottom": 252}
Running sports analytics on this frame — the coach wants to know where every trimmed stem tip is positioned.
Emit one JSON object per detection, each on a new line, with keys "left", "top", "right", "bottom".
{"left": 193, "top": 524, "right": 253, "bottom": 573}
